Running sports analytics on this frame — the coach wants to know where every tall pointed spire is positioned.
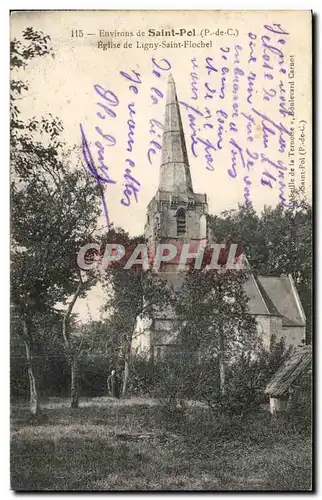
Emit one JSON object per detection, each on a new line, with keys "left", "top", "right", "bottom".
{"left": 159, "top": 74, "right": 194, "bottom": 194}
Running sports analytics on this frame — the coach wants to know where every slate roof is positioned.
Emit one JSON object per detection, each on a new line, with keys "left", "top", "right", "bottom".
{"left": 244, "top": 273, "right": 306, "bottom": 327}
{"left": 265, "top": 345, "right": 312, "bottom": 397}
{"left": 244, "top": 273, "right": 272, "bottom": 315}
{"left": 258, "top": 276, "right": 306, "bottom": 327}
{"left": 166, "top": 270, "right": 305, "bottom": 328}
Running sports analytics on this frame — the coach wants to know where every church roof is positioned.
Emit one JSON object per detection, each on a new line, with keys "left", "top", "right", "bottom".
{"left": 158, "top": 74, "right": 194, "bottom": 194}
{"left": 265, "top": 345, "right": 312, "bottom": 397}
{"left": 244, "top": 273, "right": 306, "bottom": 327}
{"left": 244, "top": 273, "right": 273, "bottom": 315}
{"left": 258, "top": 275, "right": 306, "bottom": 327}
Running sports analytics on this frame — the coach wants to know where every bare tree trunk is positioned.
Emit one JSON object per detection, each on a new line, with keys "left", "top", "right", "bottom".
{"left": 62, "top": 277, "right": 83, "bottom": 409}
{"left": 70, "top": 354, "right": 79, "bottom": 408}
{"left": 218, "top": 328, "right": 226, "bottom": 395}
{"left": 62, "top": 333, "right": 80, "bottom": 409}
{"left": 217, "top": 281, "right": 226, "bottom": 396}
{"left": 22, "top": 320, "right": 40, "bottom": 415}
{"left": 122, "top": 340, "right": 131, "bottom": 398}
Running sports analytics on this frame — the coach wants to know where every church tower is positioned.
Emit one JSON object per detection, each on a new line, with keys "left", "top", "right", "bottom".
{"left": 133, "top": 74, "right": 306, "bottom": 358}
{"left": 137, "top": 74, "right": 209, "bottom": 359}
{"left": 144, "top": 74, "right": 209, "bottom": 268}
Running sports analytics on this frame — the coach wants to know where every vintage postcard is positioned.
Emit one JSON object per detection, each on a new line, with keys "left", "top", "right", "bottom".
{"left": 10, "top": 10, "right": 312, "bottom": 491}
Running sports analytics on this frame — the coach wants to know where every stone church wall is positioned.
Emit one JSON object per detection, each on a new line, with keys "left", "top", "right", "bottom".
{"left": 279, "top": 325, "right": 305, "bottom": 348}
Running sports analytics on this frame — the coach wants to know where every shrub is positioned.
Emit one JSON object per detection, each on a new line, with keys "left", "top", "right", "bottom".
{"left": 200, "top": 338, "right": 288, "bottom": 418}
{"left": 127, "top": 353, "right": 155, "bottom": 396}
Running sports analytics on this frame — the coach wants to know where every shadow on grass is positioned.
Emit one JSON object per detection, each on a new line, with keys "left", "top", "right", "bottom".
{"left": 11, "top": 398, "right": 312, "bottom": 491}
{"left": 11, "top": 435, "right": 152, "bottom": 491}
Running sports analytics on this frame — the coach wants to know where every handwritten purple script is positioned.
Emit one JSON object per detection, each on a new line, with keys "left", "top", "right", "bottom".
{"left": 177, "top": 23, "right": 294, "bottom": 208}
{"left": 147, "top": 58, "right": 171, "bottom": 165}
{"left": 80, "top": 69, "right": 145, "bottom": 225}
{"left": 79, "top": 24, "right": 295, "bottom": 226}
{"left": 80, "top": 85, "right": 119, "bottom": 226}
{"left": 119, "top": 69, "right": 143, "bottom": 207}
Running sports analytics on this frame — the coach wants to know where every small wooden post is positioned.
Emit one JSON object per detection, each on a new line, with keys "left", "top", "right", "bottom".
{"left": 269, "top": 395, "right": 288, "bottom": 414}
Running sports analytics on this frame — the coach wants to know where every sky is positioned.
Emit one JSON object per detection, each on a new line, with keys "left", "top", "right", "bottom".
{"left": 11, "top": 10, "right": 312, "bottom": 320}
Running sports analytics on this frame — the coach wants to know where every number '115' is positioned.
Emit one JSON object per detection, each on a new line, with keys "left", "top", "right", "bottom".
{"left": 71, "top": 30, "right": 83, "bottom": 37}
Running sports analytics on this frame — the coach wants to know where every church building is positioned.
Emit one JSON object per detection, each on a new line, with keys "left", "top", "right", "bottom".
{"left": 132, "top": 74, "right": 306, "bottom": 359}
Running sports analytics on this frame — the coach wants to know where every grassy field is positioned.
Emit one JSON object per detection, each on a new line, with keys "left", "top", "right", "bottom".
{"left": 11, "top": 397, "right": 312, "bottom": 491}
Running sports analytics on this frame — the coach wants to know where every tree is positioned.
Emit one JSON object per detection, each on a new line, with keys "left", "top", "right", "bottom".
{"left": 257, "top": 200, "right": 312, "bottom": 340}
{"left": 100, "top": 228, "right": 173, "bottom": 397}
{"left": 208, "top": 197, "right": 312, "bottom": 341}
{"left": 175, "top": 267, "right": 258, "bottom": 395}
{"left": 209, "top": 204, "right": 262, "bottom": 268}
{"left": 11, "top": 28, "right": 101, "bottom": 413}
{"left": 75, "top": 319, "right": 122, "bottom": 397}
{"left": 11, "top": 309, "right": 69, "bottom": 401}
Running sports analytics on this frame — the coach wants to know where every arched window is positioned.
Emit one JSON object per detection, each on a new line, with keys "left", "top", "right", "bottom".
{"left": 176, "top": 208, "right": 186, "bottom": 236}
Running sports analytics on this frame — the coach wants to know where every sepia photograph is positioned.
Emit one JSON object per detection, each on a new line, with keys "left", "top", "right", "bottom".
{"left": 10, "top": 9, "right": 312, "bottom": 491}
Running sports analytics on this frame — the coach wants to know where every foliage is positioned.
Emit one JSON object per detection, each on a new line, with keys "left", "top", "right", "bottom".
{"left": 151, "top": 352, "right": 190, "bottom": 423}
{"left": 203, "top": 340, "right": 288, "bottom": 418}
{"left": 147, "top": 335, "right": 289, "bottom": 423}
{"left": 10, "top": 311, "right": 69, "bottom": 400}
{"left": 126, "top": 353, "right": 155, "bottom": 396}
{"left": 100, "top": 227, "right": 173, "bottom": 396}
{"left": 175, "top": 268, "right": 258, "bottom": 360}
{"left": 11, "top": 27, "right": 101, "bottom": 317}
{"left": 11, "top": 317, "right": 121, "bottom": 399}
{"left": 10, "top": 27, "right": 102, "bottom": 411}
{"left": 11, "top": 27, "right": 54, "bottom": 138}
{"left": 77, "top": 320, "right": 123, "bottom": 396}
{"left": 208, "top": 199, "right": 312, "bottom": 340}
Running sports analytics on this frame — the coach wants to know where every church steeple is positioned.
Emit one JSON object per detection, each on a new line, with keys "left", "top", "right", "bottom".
{"left": 159, "top": 74, "right": 194, "bottom": 194}
{"left": 145, "top": 75, "right": 208, "bottom": 245}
